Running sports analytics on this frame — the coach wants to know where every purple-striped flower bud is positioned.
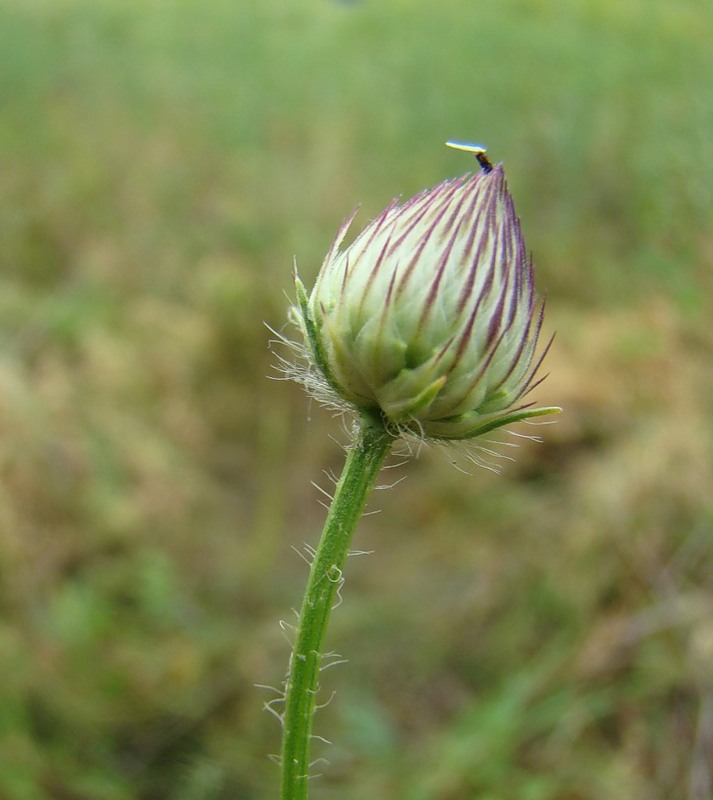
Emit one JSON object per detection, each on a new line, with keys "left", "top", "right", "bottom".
{"left": 291, "top": 165, "right": 559, "bottom": 441}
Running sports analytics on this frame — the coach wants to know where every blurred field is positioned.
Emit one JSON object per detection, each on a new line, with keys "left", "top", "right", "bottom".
{"left": 1, "top": 0, "right": 712, "bottom": 798}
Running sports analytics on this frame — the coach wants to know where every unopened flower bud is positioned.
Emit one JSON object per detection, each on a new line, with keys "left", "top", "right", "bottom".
{"left": 291, "top": 160, "right": 559, "bottom": 441}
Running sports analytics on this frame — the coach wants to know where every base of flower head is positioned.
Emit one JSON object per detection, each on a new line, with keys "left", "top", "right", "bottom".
{"left": 272, "top": 312, "right": 560, "bottom": 474}
{"left": 278, "top": 269, "right": 561, "bottom": 448}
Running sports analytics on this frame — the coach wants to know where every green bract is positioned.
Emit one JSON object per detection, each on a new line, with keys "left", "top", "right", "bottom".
{"left": 293, "top": 166, "right": 559, "bottom": 440}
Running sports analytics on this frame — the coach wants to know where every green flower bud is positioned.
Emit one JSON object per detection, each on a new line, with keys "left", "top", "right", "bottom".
{"left": 290, "top": 163, "right": 559, "bottom": 441}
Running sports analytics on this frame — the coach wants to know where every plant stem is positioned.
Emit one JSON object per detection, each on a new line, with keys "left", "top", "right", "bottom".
{"left": 280, "top": 416, "right": 394, "bottom": 800}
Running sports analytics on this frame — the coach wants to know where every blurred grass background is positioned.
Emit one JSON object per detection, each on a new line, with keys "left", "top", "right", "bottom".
{"left": 1, "top": 0, "right": 712, "bottom": 798}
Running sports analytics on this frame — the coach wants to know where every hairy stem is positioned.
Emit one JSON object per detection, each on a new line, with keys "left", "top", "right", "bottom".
{"left": 280, "top": 416, "right": 394, "bottom": 800}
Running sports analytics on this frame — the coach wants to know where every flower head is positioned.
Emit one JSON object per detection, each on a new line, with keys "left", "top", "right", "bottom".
{"left": 289, "top": 160, "right": 559, "bottom": 441}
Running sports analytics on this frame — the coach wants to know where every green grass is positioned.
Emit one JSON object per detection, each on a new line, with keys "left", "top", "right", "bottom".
{"left": 1, "top": 0, "right": 712, "bottom": 798}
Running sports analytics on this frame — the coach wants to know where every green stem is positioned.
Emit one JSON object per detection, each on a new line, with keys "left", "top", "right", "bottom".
{"left": 280, "top": 416, "right": 394, "bottom": 800}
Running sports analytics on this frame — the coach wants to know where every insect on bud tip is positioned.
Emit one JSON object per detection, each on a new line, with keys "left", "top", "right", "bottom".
{"left": 445, "top": 139, "right": 494, "bottom": 173}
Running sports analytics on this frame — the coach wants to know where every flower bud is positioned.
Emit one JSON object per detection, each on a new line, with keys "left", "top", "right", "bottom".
{"left": 291, "top": 164, "right": 559, "bottom": 440}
